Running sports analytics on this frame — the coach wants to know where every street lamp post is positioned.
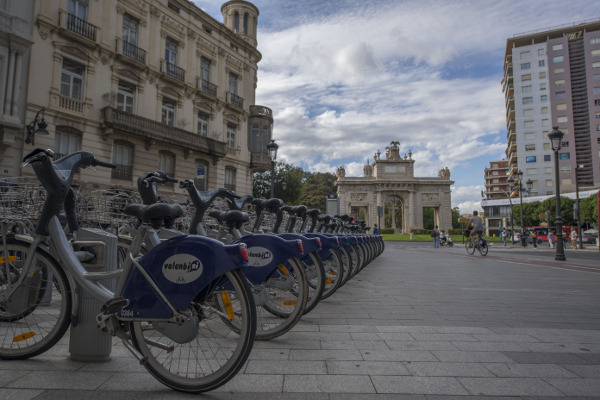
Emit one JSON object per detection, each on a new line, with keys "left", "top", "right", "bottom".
{"left": 549, "top": 126, "right": 566, "bottom": 261}
{"left": 508, "top": 170, "right": 533, "bottom": 237}
{"left": 25, "top": 107, "right": 49, "bottom": 145}
{"left": 266, "top": 140, "right": 278, "bottom": 198}
{"left": 502, "top": 191, "right": 516, "bottom": 244}
{"left": 575, "top": 164, "right": 584, "bottom": 249}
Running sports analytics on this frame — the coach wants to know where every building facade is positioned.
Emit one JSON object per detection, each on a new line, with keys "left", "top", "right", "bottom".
{"left": 484, "top": 159, "right": 510, "bottom": 200}
{"left": 0, "top": 0, "right": 35, "bottom": 176}
{"left": 336, "top": 141, "right": 454, "bottom": 233}
{"left": 503, "top": 19, "right": 600, "bottom": 196}
{"left": 9, "top": 0, "right": 272, "bottom": 198}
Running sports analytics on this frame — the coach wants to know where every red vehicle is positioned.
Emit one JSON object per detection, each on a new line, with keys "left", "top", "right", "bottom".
{"left": 524, "top": 226, "right": 549, "bottom": 244}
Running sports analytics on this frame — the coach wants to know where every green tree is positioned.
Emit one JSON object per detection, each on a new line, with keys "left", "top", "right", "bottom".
{"left": 580, "top": 193, "right": 598, "bottom": 224}
{"left": 252, "top": 161, "right": 303, "bottom": 205}
{"left": 452, "top": 207, "right": 462, "bottom": 229}
{"left": 423, "top": 207, "right": 434, "bottom": 230}
{"left": 300, "top": 171, "right": 337, "bottom": 211}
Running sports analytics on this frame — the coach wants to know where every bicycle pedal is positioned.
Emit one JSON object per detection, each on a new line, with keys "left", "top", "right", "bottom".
{"left": 101, "top": 297, "right": 129, "bottom": 314}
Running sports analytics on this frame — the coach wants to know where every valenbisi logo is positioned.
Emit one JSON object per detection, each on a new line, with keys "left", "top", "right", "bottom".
{"left": 246, "top": 246, "right": 273, "bottom": 267}
{"left": 162, "top": 254, "right": 203, "bottom": 284}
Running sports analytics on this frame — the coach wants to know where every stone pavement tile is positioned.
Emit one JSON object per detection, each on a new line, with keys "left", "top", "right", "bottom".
{"left": 457, "top": 377, "right": 564, "bottom": 396}
{"left": 247, "top": 348, "right": 290, "bottom": 360}
{"left": 575, "top": 353, "right": 600, "bottom": 363}
{"left": 472, "top": 333, "right": 541, "bottom": 342}
{"left": 562, "top": 364, "right": 600, "bottom": 378}
{"left": 215, "top": 374, "right": 284, "bottom": 393}
{"left": 483, "top": 362, "right": 578, "bottom": 378}
{"left": 376, "top": 326, "right": 438, "bottom": 334}
{"left": 386, "top": 341, "right": 458, "bottom": 351}
{"left": 434, "top": 326, "right": 496, "bottom": 334}
{"left": 7, "top": 370, "right": 114, "bottom": 390}
{"left": 405, "top": 362, "right": 495, "bottom": 377}
{"left": 287, "top": 324, "right": 320, "bottom": 332}
{"left": 410, "top": 333, "right": 478, "bottom": 342}
{"left": 26, "top": 390, "right": 217, "bottom": 400}
{"left": 0, "top": 388, "right": 44, "bottom": 400}
{"left": 431, "top": 351, "right": 513, "bottom": 363}
{"left": 78, "top": 356, "right": 147, "bottom": 372}
{"left": 546, "top": 378, "right": 600, "bottom": 396}
{"left": 0, "top": 357, "right": 85, "bottom": 371}
{"left": 518, "top": 342, "right": 600, "bottom": 353}
{"left": 326, "top": 360, "right": 411, "bottom": 376}
{"left": 283, "top": 374, "right": 375, "bottom": 393}
{"left": 287, "top": 331, "right": 352, "bottom": 341}
{"left": 360, "top": 350, "right": 438, "bottom": 362}
{"left": 231, "top": 393, "right": 328, "bottom": 400}
{"left": 251, "top": 339, "right": 321, "bottom": 350}
{"left": 330, "top": 394, "right": 426, "bottom": 400}
{"left": 501, "top": 351, "right": 592, "bottom": 364}
{"left": 289, "top": 349, "right": 362, "bottom": 361}
{"left": 96, "top": 371, "right": 164, "bottom": 391}
{"left": 317, "top": 324, "right": 379, "bottom": 333}
{"left": 244, "top": 360, "right": 326, "bottom": 375}
{"left": 350, "top": 332, "right": 414, "bottom": 341}
{"left": 321, "top": 340, "right": 389, "bottom": 350}
{"left": 0, "top": 369, "right": 30, "bottom": 386}
{"left": 451, "top": 341, "right": 528, "bottom": 352}
{"left": 427, "top": 396, "right": 521, "bottom": 400}
{"left": 371, "top": 376, "right": 469, "bottom": 395}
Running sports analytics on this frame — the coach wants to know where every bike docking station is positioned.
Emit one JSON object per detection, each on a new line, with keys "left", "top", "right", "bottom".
{"left": 68, "top": 227, "right": 119, "bottom": 362}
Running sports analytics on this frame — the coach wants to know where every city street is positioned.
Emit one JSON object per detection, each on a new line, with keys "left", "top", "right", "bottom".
{"left": 1, "top": 241, "right": 599, "bottom": 399}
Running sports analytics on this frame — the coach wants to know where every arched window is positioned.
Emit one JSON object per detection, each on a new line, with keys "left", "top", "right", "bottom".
{"left": 251, "top": 123, "right": 260, "bottom": 152}
{"left": 261, "top": 124, "right": 270, "bottom": 153}
{"left": 112, "top": 140, "right": 134, "bottom": 180}
{"left": 243, "top": 13, "right": 248, "bottom": 35}
{"left": 234, "top": 12, "right": 239, "bottom": 34}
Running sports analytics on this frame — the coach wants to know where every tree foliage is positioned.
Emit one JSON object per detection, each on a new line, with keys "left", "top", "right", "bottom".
{"left": 580, "top": 193, "right": 598, "bottom": 224}
{"left": 511, "top": 196, "right": 577, "bottom": 227}
{"left": 251, "top": 161, "right": 305, "bottom": 205}
{"left": 451, "top": 207, "right": 461, "bottom": 229}
{"left": 300, "top": 171, "right": 337, "bottom": 211}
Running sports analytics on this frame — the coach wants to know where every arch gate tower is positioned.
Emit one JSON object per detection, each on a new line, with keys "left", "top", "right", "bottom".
{"left": 336, "top": 141, "right": 454, "bottom": 233}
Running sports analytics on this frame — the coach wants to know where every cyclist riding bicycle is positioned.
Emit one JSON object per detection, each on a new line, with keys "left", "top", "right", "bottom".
{"left": 467, "top": 210, "right": 484, "bottom": 245}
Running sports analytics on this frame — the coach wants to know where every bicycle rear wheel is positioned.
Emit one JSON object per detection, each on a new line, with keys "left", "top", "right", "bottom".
{"left": 321, "top": 249, "right": 343, "bottom": 300}
{"left": 478, "top": 242, "right": 489, "bottom": 256}
{"left": 0, "top": 238, "right": 72, "bottom": 360}
{"left": 301, "top": 252, "right": 325, "bottom": 314}
{"left": 130, "top": 268, "right": 256, "bottom": 393}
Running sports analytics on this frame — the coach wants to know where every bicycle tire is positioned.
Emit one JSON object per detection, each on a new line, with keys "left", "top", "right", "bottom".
{"left": 130, "top": 268, "right": 256, "bottom": 393}
{"left": 336, "top": 246, "right": 352, "bottom": 287}
{"left": 320, "top": 249, "right": 344, "bottom": 300}
{"left": 301, "top": 252, "right": 325, "bottom": 315}
{"left": 0, "top": 238, "right": 72, "bottom": 360}
{"left": 465, "top": 240, "right": 476, "bottom": 255}
{"left": 479, "top": 242, "right": 489, "bottom": 256}
{"left": 249, "top": 256, "right": 308, "bottom": 340}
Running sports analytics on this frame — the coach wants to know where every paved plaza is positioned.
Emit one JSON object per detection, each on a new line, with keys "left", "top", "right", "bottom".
{"left": 1, "top": 241, "right": 600, "bottom": 399}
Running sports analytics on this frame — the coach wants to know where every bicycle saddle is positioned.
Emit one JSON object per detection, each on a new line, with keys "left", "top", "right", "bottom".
{"left": 124, "top": 203, "right": 184, "bottom": 229}
{"left": 265, "top": 198, "right": 284, "bottom": 213}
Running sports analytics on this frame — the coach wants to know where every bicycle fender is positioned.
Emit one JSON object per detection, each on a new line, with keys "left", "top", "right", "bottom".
{"left": 278, "top": 233, "right": 321, "bottom": 254}
{"left": 234, "top": 234, "right": 303, "bottom": 284}
{"left": 303, "top": 233, "right": 339, "bottom": 259}
{"left": 120, "top": 235, "right": 248, "bottom": 318}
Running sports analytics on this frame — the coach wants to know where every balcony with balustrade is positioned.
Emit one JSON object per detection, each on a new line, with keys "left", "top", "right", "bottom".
{"left": 115, "top": 38, "right": 147, "bottom": 69}
{"left": 228, "top": 92, "right": 244, "bottom": 109}
{"left": 58, "top": 10, "right": 98, "bottom": 48}
{"left": 196, "top": 78, "right": 217, "bottom": 97}
{"left": 160, "top": 60, "right": 186, "bottom": 86}
{"left": 101, "top": 107, "right": 226, "bottom": 159}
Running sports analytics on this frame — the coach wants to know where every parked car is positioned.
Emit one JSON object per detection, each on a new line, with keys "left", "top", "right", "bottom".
{"left": 582, "top": 232, "right": 598, "bottom": 245}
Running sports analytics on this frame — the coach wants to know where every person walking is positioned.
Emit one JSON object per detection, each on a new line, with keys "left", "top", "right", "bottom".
{"left": 547, "top": 230, "right": 554, "bottom": 249}
{"left": 570, "top": 228, "right": 578, "bottom": 250}
{"left": 501, "top": 229, "right": 507, "bottom": 246}
{"left": 531, "top": 231, "right": 538, "bottom": 248}
{"left": 431, "top": 225, "right": 440, "bottom": 248}
{"left": 373, "top": 224, "right": 379, "bottom": 235}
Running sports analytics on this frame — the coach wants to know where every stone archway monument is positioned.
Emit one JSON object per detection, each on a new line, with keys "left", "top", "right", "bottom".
{"left": 335, "top": 141, "right": 454, "bottom": 233}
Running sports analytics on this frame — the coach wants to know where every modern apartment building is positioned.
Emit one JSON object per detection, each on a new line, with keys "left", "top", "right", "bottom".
{"left": 6, "top": 0, "right": 273, "bottom": 199}
{"left": 483, "top": 159, "right": 510, "bottom": 200}
{"left": 503, "top": 18, "right": 600, "bottom": 196}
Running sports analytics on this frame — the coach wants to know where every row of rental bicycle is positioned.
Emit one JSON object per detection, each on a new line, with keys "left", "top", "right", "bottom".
{"left": 0, "top": 148, "right": 384, "bottom": 393}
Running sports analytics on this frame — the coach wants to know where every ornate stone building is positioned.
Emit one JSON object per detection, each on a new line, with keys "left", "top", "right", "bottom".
{"left": 6, "top": 0, "right": 272, "bottom": 198}
{"left": 336, "top": 141, "right": 454, "bottom": 233}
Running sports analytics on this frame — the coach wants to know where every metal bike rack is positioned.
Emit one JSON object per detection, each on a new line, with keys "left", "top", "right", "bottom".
{"left": 68, "top": 228, "right": 118, "bottom": 362}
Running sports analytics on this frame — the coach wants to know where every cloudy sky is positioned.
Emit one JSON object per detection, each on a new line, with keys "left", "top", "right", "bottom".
{"left": 195, "top": 0, "right": 598, "bottom": 213}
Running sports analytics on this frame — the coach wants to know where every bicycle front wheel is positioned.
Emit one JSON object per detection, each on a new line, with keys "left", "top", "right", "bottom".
{"left": 465, "top": 240, "right": 476, "bottom": 255}
{"left": 302, "top": 252, "right": 325, "bottom": 315}
{"left": 130, "top": 268, "right": 256, "bottom": 393}
{"left": 0, "top": 238, "right": 72, "bottom": 360}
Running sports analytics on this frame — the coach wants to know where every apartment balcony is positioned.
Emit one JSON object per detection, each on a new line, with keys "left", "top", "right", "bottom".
{"left": 160, "top": 60, "right": 185, "bottom": 85}
{"left": 228, "top": 92, "right": 244, "bottom": 109}
{"left": 115, "top": 38, "right": 147, "bottom": 68}
{"left": 101, "top": 107, "right": 226, "bottom": 159}
{"left": 196, "top": 78, "right": 217, "bottom": 97}
{"left": 58, "top": 11, "right": 98, "bottom": 48}
{"left": 49, "top": 92, "right": 92, "bottom": 115}
{"left": 507, "top": 130, "right": 516, "bottom": 142}
{"left": 250, "top": 152, "right": 271, "bottom": 173}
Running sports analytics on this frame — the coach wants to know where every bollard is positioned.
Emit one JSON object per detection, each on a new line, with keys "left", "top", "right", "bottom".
{"left": 68, "top": 228, "right": 118, "bottom": 362}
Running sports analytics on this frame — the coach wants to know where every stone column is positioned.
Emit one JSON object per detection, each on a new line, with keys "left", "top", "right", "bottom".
{"left": 3, "top": 48, "right": 16, "bottom": 118}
